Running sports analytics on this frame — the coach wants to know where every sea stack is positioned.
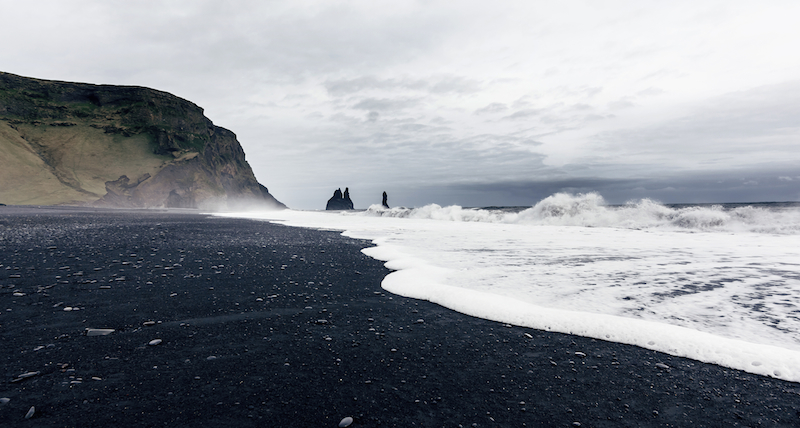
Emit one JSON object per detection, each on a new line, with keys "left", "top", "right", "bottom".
{"left": 326, "top": 187, "right": 354, "bottom": 210}
{"left": 382, "top": 191, "right": 390, "bottom": 209}
{"left": 0, "top": 71, "right": 285, "bottom": 210}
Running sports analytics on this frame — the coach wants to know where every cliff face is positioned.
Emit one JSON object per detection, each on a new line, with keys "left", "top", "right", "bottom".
{"left": 0, "top": 72, "right": 285, "bottom": 210}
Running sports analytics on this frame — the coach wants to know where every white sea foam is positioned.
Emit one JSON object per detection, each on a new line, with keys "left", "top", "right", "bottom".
{"left": 365, "top": 192, "right": 800, "bottom": 234}
{"left": 217, "top": 194, "right": 800, "bottom": 382}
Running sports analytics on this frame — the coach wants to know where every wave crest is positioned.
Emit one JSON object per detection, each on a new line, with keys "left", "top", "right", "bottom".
{"left": 363, "top": 193, "right": 800, "bottom": 234}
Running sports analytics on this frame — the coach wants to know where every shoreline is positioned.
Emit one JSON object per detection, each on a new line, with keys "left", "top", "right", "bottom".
{"left": 1, "top": 207, "right": 799, "bottom": 427}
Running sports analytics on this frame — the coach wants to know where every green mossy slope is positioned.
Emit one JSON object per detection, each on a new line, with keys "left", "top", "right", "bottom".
{"left": 0, "top": 72, "right": 284, "bottom": 210}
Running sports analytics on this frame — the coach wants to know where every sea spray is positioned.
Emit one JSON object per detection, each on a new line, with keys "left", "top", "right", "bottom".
{"left": 219, "top": 193, "right": 800, "bottom": 382}
{"left": 363, "top": 193, "right": 800, "bottom": 234}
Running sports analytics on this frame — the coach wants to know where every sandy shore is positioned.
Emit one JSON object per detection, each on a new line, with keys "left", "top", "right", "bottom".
{"left": 1, "top": 206, "right": 798, "bottom": 427}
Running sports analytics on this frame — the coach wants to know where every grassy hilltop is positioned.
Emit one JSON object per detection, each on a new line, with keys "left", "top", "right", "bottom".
{"left": 0, "top": 72, "right": 284, "bottom": 210}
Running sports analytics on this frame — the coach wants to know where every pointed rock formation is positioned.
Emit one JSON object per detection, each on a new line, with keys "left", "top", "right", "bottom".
{"left": 326, "top": 187, "right": 354, "bottom": 210}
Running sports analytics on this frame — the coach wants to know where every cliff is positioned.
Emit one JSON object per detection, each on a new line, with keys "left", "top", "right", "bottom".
{"left": 0, "top": 72, "right": 285, "bottom": 210}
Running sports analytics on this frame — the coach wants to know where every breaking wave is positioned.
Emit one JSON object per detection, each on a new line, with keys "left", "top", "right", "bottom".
{"left": 363, "top": 193, "right": 800, "bottom": 234}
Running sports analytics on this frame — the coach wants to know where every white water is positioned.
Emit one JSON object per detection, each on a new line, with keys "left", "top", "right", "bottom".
{"left": 218, "top": 193, "right": 800, "bottom": 382}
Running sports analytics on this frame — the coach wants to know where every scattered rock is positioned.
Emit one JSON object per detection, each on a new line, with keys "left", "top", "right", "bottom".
{"left": 339, "top": 416, "right": 354, "bottom": 427}
{"left": 143, "top": 321, "right": 156, "bottom": 326}
{"left": 148, "top": 339, "right": 162, "bottom": 346}
{"left": 0, "top": 397, "right": 9, "bottom": 404}
{"left": 12, "top": 371, "right": 41, "bottom": 383}
{"left": 25, "top": 406, "right": 35, "bottom": 419}
{"left": 86, "top": 328, "right": 115, "bottom": 336}
{"left": 655, "top": 363, "right": 670, "bottom": 370}
{"left": 575, "top": 352, "right": 587, "bottom": 358}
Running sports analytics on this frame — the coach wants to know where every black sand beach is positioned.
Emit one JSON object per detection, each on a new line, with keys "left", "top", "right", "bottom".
{"left": 1, "top": 207, "right": 799, "bottom": 427}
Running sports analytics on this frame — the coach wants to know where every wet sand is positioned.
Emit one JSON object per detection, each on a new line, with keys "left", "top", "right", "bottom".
{"left": 1, "top": 206, "right": 799, "bottom": 427}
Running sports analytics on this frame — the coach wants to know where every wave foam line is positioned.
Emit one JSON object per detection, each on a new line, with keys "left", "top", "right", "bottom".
{"left": 362, "top": 243, "right": 800, "bottom": 383}
{"left": 363, "top": 192, "right": 800, "bottom": 234}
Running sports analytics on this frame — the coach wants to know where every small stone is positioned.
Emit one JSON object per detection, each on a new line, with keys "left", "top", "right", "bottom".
{"left": 207, "top": 355, "right": 217, "bottom": 360}
{"left": 653, "top": 410, "right": 659, "bottom": 416}
{"left": 148, "top": 339, "right": 162, "bottom": 346}
{"left": 575, "top": 352, "right": 587, "bottom": 358}
{"left": 0, "top": 397, "right": 10, "bottom": 404}
{"left": 339, "top": 416, "right": 354, "bottom": 427}
{"left": 25, "top": 406, "right": 35, "bottom": 419}
{"left": 86, "top": 328, "right": 115, "bottom": 336}
{"left": 16, "top": 371, "right": 41, "bottom": 380}
{"left": 63, "top": 307, "right": 73, "bottom": 311}
{"left": 655, "top": 363, "right": 670, "bottom": 370}
{"left": 415, "top": 319, "right": 424, "bottom": 323}
{"left": 143, "top": 321, "right": 156, "bottom": 326}
{"left": 572, "top": 423, "right": 581, "bottom": 427}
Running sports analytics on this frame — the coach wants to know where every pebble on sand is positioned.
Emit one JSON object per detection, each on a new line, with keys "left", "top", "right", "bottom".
{"left": 25, "top": 406, "right": 35, "bottom": 419}
{"left": 0, "top": 397, "right": 10, "bottom": 404}
{"left": 339, "top": 416, "right": 354, "bottom": 427}
{"left": 148, "top": 339, "right": 162, "bottom": 346}
{"left": 86, "top": 328, "right": 115, "bottom": 336}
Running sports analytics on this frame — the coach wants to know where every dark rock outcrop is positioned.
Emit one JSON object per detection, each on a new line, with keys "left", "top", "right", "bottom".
{"left": 0, "top": 71, "right": 286, "bottom": 210}
{"left": 326, "top": 187, "right": 354, "bottom": 210}
{"left": 382, "top": 191, "right": 390, "bottom": 209}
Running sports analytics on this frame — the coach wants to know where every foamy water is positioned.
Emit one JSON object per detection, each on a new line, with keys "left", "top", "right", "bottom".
{"left": 218, "top": 193, "right": 800, "bottom": 382}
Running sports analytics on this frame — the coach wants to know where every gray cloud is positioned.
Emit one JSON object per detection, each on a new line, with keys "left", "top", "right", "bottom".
{"left": 591, "top": 81, "right": 800, "bottom": 168}
{"left": 474, "top": 103, "right": 508, "bottom": 115}
{"left": 4, "top": 1, "right": 799, "bottom": 209}
{"left": 325, "top": 75, "right": 481, "bottom": 96}
{"left": 351, "top": 97, "right": 422, "bottom": 112}
{"left": 502, "top": 109, "right": 543, "bottom": 120}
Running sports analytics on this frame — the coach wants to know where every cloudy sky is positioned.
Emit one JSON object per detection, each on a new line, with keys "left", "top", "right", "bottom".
{"left": 3, "top": 0, "right": 799, "bottom": 209}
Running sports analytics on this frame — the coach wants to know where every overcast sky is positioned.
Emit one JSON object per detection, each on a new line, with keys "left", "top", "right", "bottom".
{"left": 2, "top": 0, "right": 799, "bottom": 209}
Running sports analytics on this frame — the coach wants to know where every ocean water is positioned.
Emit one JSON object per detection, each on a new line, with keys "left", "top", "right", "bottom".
{"left": 219, "top": 193, "right": 800, "bottom": 382}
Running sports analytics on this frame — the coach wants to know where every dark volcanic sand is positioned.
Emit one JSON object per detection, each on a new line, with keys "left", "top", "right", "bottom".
{"left": 1, "top": 207, "right": 799, "bottom": 427}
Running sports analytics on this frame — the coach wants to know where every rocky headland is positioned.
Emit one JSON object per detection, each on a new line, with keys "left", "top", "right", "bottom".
{"left": 0, "top": 72, "right": 285, "bottom": 210}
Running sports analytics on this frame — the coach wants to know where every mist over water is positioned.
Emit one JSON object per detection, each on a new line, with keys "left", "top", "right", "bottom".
{"left": 220, "top": 192, "right": 800, "bottom": 382}
{"left": 364, "top": 192, "right": 800, "bottom": 234}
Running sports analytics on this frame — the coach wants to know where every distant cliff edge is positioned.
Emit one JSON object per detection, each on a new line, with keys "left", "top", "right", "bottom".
{"left": 0, "top": 72, "right": 285, "bottom": 210}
